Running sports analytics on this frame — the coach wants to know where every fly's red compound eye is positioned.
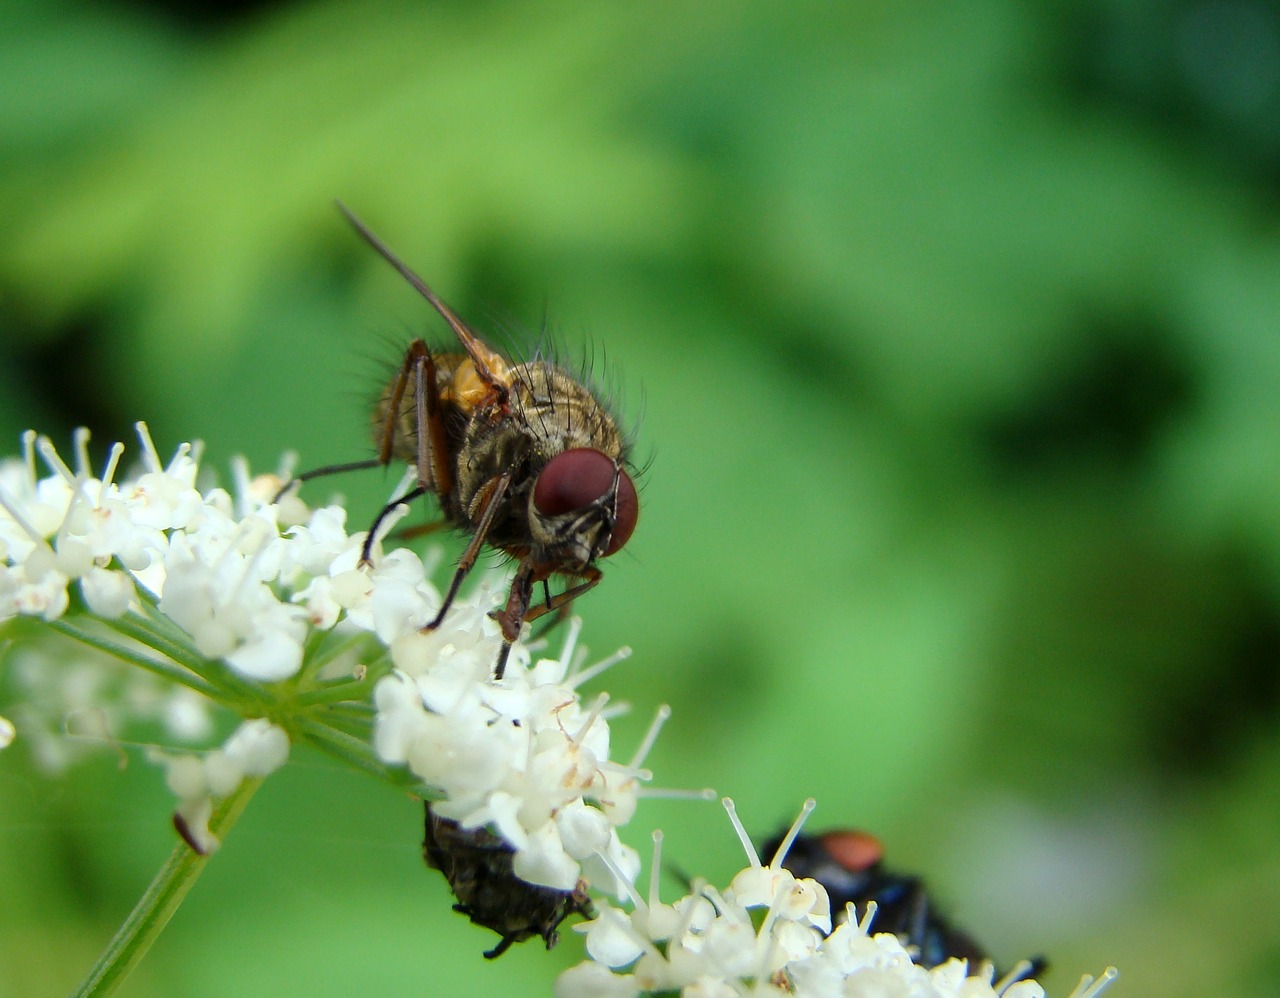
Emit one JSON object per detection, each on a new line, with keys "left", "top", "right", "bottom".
{"left": 534, "top": 449, "right": 615, "bottom": 516}
{"left": 606, "top": 468, "right": 638, "bottom": 555}
{"left": 533, "top": 449, "right": 638, "bottom": 556}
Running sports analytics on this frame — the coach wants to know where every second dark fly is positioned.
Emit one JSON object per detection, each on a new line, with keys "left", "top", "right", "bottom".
{"left": 762, "top": 828, "right": 1047, "bottom": 985}
{"left": 423, "top": 804, "right": 592, "bottom": 959}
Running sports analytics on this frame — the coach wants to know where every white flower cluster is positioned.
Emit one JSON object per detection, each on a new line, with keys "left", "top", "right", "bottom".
{"left": 0, "top": 424, "right": 453, "bottom": 682}
{"left": 0, "top": 425, "right": 658, "bottom": 900}
{"left": 558, "top": 802, "right": 1119, "bottom": 998}
{"left": 373, "top": 613, "right": 659, "bottom": 896}
{"left": 0, "top": 426, "right": 1115, "bottom": 992}
{"left": 0, "top": 425, "right": 317, "bottom": 677}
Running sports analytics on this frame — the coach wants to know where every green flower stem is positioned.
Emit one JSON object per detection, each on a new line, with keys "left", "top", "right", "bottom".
{"left": 297, "top": 715, "right": 427, "bottom": 793}
{"left": 72, "top": 777, "right": 263, "bottom": 998}
{"left": 47, "top": 620, "right": 220, "bottom": 700}
{"left": 107, "top": 611, "right": 267, "bottom": 706}
{"left": 302, "top": 629, "right": 388, "bottom": 678}
{"left": 291, "top": 677, "right": 373, "bottom": 707}
{"left": 125, "top": 583, "right": 195, "bottom": 643}
{"left": 297, "top": 626, "right": 331, "bottom": 680}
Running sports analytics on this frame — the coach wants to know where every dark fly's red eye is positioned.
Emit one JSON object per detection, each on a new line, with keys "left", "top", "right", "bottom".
{"left": 819, "top": 830, "right": 884, "bottom": 874}
{"left": 533, "top": 449, "right": 639, "bottom": 556}
{"left": 534, "top": 449, "right": 615, "bottom": 517}
{"left": 605, "top": 469, "right": 638, "bottom": 555}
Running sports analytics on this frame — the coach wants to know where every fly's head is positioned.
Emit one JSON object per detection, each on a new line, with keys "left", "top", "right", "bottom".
{"left": 513, "top": 365, "right": 639, "bottom": 572}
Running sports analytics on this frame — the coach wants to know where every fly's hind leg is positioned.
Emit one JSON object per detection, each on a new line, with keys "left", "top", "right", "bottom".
{"left": 271, "top": 457, "right": 385, "bottom": 504}
{"left": 357, "top": 339, "right": 452, "bottom": 566}
{"left": 276, "top": 337, "right": 449, "bottom": 542}
{"left": 489, "top": 567, "right": 601, "bottom": 681}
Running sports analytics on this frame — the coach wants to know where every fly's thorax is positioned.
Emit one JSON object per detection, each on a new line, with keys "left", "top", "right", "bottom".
{"left": 508, "top": 362, "right": 625, "bottom": 460}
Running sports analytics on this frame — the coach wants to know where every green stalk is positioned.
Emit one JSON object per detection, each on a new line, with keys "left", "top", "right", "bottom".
{"left": 72, "top": 777, "right": 263, "bottom": 998}
{"left": 291, "top": 677, "right": 373, "bottom": 707}
{"left": 107, "top": 612, "right": 267, "bottom": 706}
{"left": 47, "top": 620, "right": 220, "bottom": 700}
{"left": 297, "top": 715, "right": 428, "bottom": 793}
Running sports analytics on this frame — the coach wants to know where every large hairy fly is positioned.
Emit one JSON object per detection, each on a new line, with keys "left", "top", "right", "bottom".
{"left": 284, "top": 204, "right": 639, "bottom": 678}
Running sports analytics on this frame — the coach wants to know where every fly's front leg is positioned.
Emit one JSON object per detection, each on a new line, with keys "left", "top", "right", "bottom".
{"left": 521, "top": 568, "right": 602, "bottom": 627}
{"left": 423, "top": 472, "right": 512, "bottom": 631}
{"left": 526, "top": 579, "right": 572, "bottom": 644}
{"left": 498, "top": 568, "right": 602, "bottom": 676}
{"left": 491, "top": 562, "right": 536, "bottom": 680}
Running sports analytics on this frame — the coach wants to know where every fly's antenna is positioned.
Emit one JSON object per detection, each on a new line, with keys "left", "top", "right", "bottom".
{"left": 335, "top": 200, "right": 506, "bottom": 392}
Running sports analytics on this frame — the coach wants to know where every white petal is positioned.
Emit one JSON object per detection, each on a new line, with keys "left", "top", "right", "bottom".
{"left": 225, "top": 629, "right": 303, "bottom": 681}
{"left": 580, "top": 906, "right": 646, "bottom": 969}
{"left": 163, "top": 690, "right": 215, "bottom": 742}
{"left": 556, "top": 799, "right": 611, "bottom": 859}
{"left": 203, "top": 749, "right": 244, "bottom": 797}
{"left": 555, "top": 961, "right": 640, "bottom": 998}
{"left": 164, "top": 754, "right": 207, "bottom": 800}
{"left": 223, "top": 719, "right": 290, "bottom": 776}
{"left": 80, "top": 567, "right": 135, "bottom": 618}
{"left": 512, "top": 820, "right": 580, "bottom": 891}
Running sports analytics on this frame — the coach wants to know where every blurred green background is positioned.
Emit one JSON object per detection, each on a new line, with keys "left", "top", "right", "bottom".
{"left": 3, "top": 0, "right": 1280, "bottom": 994}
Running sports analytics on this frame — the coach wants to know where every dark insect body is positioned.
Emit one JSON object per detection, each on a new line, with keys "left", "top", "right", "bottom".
{"left": 423, "top": 804, "right": 593, "bottom": 959}
{"left": 762, "top": 828, "right": 1047, "bottom": 984}
{"left": 283, "top": 204, "right": 639, "bottom": 678}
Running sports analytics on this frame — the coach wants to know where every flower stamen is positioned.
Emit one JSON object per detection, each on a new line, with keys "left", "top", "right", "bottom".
{"left": 0, "top": 486, "right": 43, "bottom": 543}
{"left": 72, "top": 427, "right": 92, "bottom": 479}
{"left": 623, "top": 703, "right": 670, "bottom": 778}
{"left": 721, "top": 796, "right": 761, "bottom": 869}
{"left": 569, "top": 644, "right": 632, "bottom": 689}
{"left": 37, "top": 435, "right": 76, "bottom": 486}
{"left": 766, "top": 797, "right": 816, "bottom": 872}
{"left": 135, "top": 421, "right": 162, "bottom": 473}
{"left": 99, "top": 442, "right": 125, "bottom": 502}
{"left": 1069, "top": 967, "right": 1120, "bottom": 998}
